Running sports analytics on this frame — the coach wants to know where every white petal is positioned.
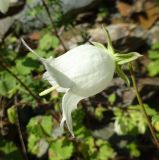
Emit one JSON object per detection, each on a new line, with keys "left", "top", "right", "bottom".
{"left": 21, "top": 39, "right": 72, "bottom": 90}
{"left": 43, "top": 71, "right": 68, "bottom": 93}
{"left": 60, "top": 90, "right": 84, "bottom": 136}
{"left": 41, "top": 57, "right": 74, "bottom": 89}
{"left": 43, "top": 71, "right": 56, "bottom": 86}
{"left": 53, "top": 44, "right": 115, "bottom": 97}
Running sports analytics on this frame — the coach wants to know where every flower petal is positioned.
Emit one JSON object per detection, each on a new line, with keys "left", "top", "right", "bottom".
{"left": 60, "top": 90, "right": 84, "bottom": 137}
{"left": 43, "top": 71, "right": 68, "bottom": 93}
{"left": 21, "top": 39, "right": 73, "bottom": 90}
{"left": 41, "top": 57, "right": 74, "bottom": 89}
{"left": 52, "top": 45, "right": 115, "bottom": 97}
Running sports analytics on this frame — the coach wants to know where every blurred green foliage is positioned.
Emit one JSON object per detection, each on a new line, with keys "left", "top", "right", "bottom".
{"left": 114, "top": 104, "right": 157, "bottom": 135}
{"left": 147, "top": 42, "right": 159, "bottom": 76}
{"left": 0, "top": 139, "right": 23, "bottom": 160}
{"left": 0, "top": 0, "right": 159, "bottom": 160}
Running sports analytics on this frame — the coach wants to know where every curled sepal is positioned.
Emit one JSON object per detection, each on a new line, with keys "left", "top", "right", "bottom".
{"left": 60, "top": 90, "right": 84, "bottom": 137}
{"left": 115, "top": 52, "right": 142, "bottom": 65}
{"left": 116, "top": 65, "right": 130, "bottom": 87}
{"left": 102, "top": 26, "right": 115, "bottom": 55}
{"left": 21, "top": 38, "right": 44, "bottom": 61}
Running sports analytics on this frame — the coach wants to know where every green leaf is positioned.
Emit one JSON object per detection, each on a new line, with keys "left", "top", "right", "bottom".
{"left": 148, "top": 50, "right": 159, "bottom": 60}
{"left": 27, "top": 115, "right": 53, "bottom": 137}
{"left": 72, "top": 108, "right": 91, "bottom": 138}
{"left": 39, "top": 33, "right": 59, "bottom": 51}
{"left": 48, "top": 138, "right": 74, "bottom": 160}
{"left": 152, "top": 114, "right": 159, "bottom": 132}
{"left": 16, "top": 59, "right": 32, "bottom": 75}
{"left": 116, "top": 65, "right": 130, "bottom": 86}
{"left": 15, "top": 57, "right": 40, "bottom": 75}
{"left": 40, "top": 116, "right": 53, "bottom": 136}
{"left": 22, "top": 57, "right": 40, "bottom": 69}
{"left": 7, "top": 106, "right": 17, "bottom": 124}
{"left": 0, "top": 71, "right": 17, "bottom": 96}
{"left": 0, "top": 138, "right": 23, "bottom": 160}
{"left": 108, "top": 93, "right": 116, "bottom": 105}
{"left": 126, "top": 142, "right": 140, "bottom": 158}
{"left": 27, "top": 116, "right": 43, "bottom": 136}
{"left": 72, "top": 107, "right": 85, "bottom": 127}
{"left": 143, "top": 104, "right": 157, "bottom": 116}
{"left": 114, "top": 105, "right": 150, "bottom": 135}
{"left": 28, "top": 134, "right": 49, "bottom": 157}
{"left": 147, "top": 60, "right": 159, "bottom": 77}
{"left": 95, "top": 140, "right": 116, "bottom": 160}
{"left": 75, "top": 126, "right": 91, "bottom": 139}
{"left": 152, "top": 42, "right": 159, "bottom": 50}
{"left": 27, "top": 116, "right": 52, "bottom": 157}
{"left": 115, "top": 52, "right": 142, "bottom": 65}
{"left": 28, "top": 134, "right": 40, "bottom": 155}
{"left": 114, "top": 116, "right": 130, "bottom": 135}
{"left": 95, "top": 104, "right": 107, "bottom": 120}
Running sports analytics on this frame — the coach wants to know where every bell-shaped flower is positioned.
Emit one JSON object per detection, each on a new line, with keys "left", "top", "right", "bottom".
{"left": 22, "top": 28, "right": 142, "bottom": 137}
{"left": 22, "top": 40, "right": 115, "bottom": 136}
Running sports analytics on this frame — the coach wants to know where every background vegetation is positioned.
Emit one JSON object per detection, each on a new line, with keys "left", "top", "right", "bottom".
{"left": 1, "top": 0, "right": 159, "bottom": 159}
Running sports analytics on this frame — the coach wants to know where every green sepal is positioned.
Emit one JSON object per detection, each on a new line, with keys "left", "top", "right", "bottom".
{"left": 91, "top": 41, "right": 107, "bottom": 51}
{"left": 115, "top": 52, "right": 142, "bottom": 65}
{"left": 116, "top": 65, "right": 130, "bottom": 87}
{"left": 102, "top": 26, "right": 115, "bottom": 55}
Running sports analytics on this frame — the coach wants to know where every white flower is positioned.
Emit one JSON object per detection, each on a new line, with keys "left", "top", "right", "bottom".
{"left": 43, "top": 45, "right": 115, "bottom": 136}
{"left": 22, "top": 39, "right": 115, "bottom": 136}
{"left": 22, "top": 28, "right": 141, "bottom": 137}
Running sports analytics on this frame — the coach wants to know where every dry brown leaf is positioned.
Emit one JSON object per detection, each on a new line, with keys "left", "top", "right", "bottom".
{"left": 138, "top": 2, "right": 159, "bottom": 29}
{"left": 29, "top": 32, "right": 41, "bottom": 41}
{"left": 116, "top": 1, "right": 133, "bottom": 17}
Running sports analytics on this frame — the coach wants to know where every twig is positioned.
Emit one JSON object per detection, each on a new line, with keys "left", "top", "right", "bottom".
{"left": 14, "top": 96, "right": 29, "bottom": 160}
{"left": 0, "top": 97, "right": 4, "bottom": 135}
{"left": 0, "top": 61, "right": 40, "bottom": 102}
{"left": 41, "top": 0, "right": 68, "bottom": 52}
{"left": 129, "top": 63, "right": 159, "bottom": 148}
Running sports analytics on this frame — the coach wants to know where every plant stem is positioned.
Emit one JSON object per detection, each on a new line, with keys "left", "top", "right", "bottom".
{"left": 129, "top": 63, "right": 159, "bottom": 148}
{"left": 0, "top": 62, "right": 40, "bottom": 103}
{"left": 14, "top": 96, "right": 29, "bottom": 160}
{"left": 41, "top": 0, "right": 68, "bottom": 52}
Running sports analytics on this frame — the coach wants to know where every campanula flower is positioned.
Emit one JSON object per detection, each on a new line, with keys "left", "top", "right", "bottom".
{"left": 22, "top": 28, "right": 141, "bottom": 136}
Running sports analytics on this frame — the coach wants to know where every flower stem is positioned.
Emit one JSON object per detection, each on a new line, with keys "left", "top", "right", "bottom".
{"left": 41, "top": 0, "right": 68, "bottom": 52}
{"left": 129, "top": 63, "right": 159, "bottom": 148}
{"left": 14, "top": 96, "right": 29, "bottom": 160}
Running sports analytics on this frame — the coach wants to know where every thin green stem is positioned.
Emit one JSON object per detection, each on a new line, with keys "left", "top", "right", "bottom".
{"left": 41, "top": 0, "right": 68, "bottom": 52}
{"left": 129, "top": 63, "right": 159, "bottom": 148}
{"left": 0, "top": 61, "right": 41, "bottom": 103}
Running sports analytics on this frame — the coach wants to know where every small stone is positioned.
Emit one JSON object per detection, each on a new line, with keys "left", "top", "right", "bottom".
{"left": 149, "top": 21, "right": 159, "bottom": 44}
{"left": 61, "top": 0, "right": 100, "bottom": 13}
{"left": 90, "top": 24, "right": 148, "bottom": 51}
